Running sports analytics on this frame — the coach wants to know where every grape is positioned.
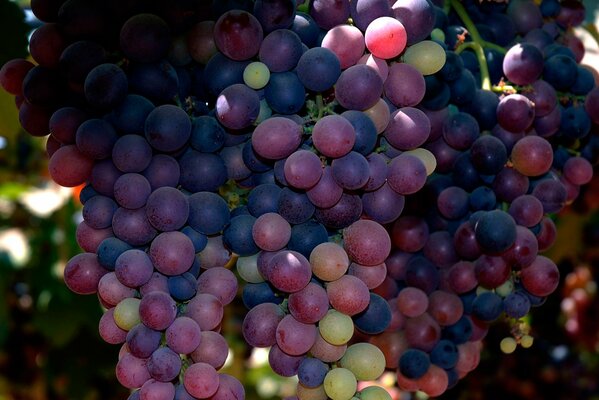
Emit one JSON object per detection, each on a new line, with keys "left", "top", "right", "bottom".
{"left": 145, "top": 105, "right": 191, "bottom": 152}
{"left": 543, "top": 54, "right": 578, "bottom": 91}
{"left": 49, "top": 145, "right": 94, "bottom": 187}
{"left": 319, "top": 309, "right": 354, "bottom": 346}
{"left": 114, "top": 298, "right": 142, "bottom": 331}
{"left": 284, "top": 150, "right": 323, "bottom": 189}
{"left": 140, "top": 272, "right": 170, "bottom": 296}
{"left": 98, "top": 273, "right": 136, "bottom": 307}
{"left": 0, "top": 58, "right": 34, "bottom": 95}
{"left": 472, "top": 291, "right": 504, "bottom": 322}
{"left": 384, "top": 107, "right": 431, "bottom": 150}
{"left": 497, "top": 94, "right": 535, "bottom": 133}
{"left": 168, "top": 273, "right": 197, "bottom": 302}
{"left": 363, "top": 153, "right": 388, "bottom": 191}
{"left": 474, "top": 210, "right": 517, "bottom": 254}
{"left": 143, "top": 154, "right": 180, "bottom": 191}
{"left": 216, "top": 83, "right": 260, "bottom": 130}
{"left": 197, "top": 267, "right": 238, "bottom": 306}
{"left": 276, "top": 314, "right": 317, "bottom": 356}
{"left": 427, "top": 291, "right": 464, "bottom": 326}
{"left": 399, "top": 348, "right": 430, "bottom": 379}
{"left": 353, "top": 293, "right": 392, "bottom": 335}
{"left": 64, "top": 252, "right": 107, "bottom": 295}
{"left": 392, "top": 216, "right": 429, "bottom": 253}
{"left": 287, "top": 222, "right": 329, "bottom": 259}
{"left": 306, "top": 167, "right": 344, "bottom": 209}
{"left": 362, "top": 182, "right": 405, "bottom": 224}
{"left": 208, "top": 374, "right": 245, "bottom": 400}
{"left": 243, "top": 61, "right": 270, "bottom": 89}
{"left": 269, "top": 250, "right": 312, "bottom": 293}
{"left": 520, "top": 255, "right": 560, "bottom": 297}
{"left": 190, "top": 331, "right": 229, "bottom": 369}
{"left": 403, "top": 41, "right": 446, "bottom": 75}
{"left": 149, "top": 232, "right": 195, "bottom": 276}
{"left": 184, "top": 363, "right": 219, "bottom": 398}
{"left": 288, "top": 282, "right": 329, "bottom": 324}
{"left": 470, "top": 135, "right": 507, "bottom": 175}
{"left": 112, "top": 135, "right": 153, "bottom": 174}
{"left": 448, "top": 261, "right": 478, "bottom": 294}
{"left": 327, "top": 275, "right": 370, "bottom": 316}
{"left": 242, "top": 302, "right": 285, "bottom": 347}
{"left": 127, "top": 324, "right": 162, "bottom": 359}
{"left": 364, "top": 17, "right": 407, "bottom": 60}
{"left": 387, "top": 154, "right": 428, "bottom": 195}
{"left": 139, "top": 291, "right": 177, "bottom": 331}
{"left": 145, "top": 187, "right": 189, "bottom": 232}
{"left": 502, "top": 43, "right": 544, "bottom": 85}
{"left": 148, "top": 347, "right": 182, "bottom": 382}
{"left": 84, "top": 63, "right": 128, "bottom": 109}
{"left": 75, "top": 119, "right": 118, "bottom": 160}
{"left": 503, "top": 291, "right": 531, "bottom": 318}
{"left": 265, "top": 71, "right": 306, "bottom": 114}
{"left": 119, "top": 14, "right": 170, "bottom": 64}
{"left": 357, "top": 54, "right": 389, "bottom": 82}
{"left": 213, "top": 10, "right": 263, "bottom": 61}
{"left": 197, "top": 235, "right": 232, "bottom": 269}
{"left": 392, "top": 0, "right": 437, "bottom": 45}
{"left": 312, "top": 115, "right": 356, "bottom": 159}
{"left": 404, "top": 312, "right": 441, "bottom": 352}
{"left": 492, "top": 167, "right": 529, "bottom": 203}
{"left": 185, "top": 293, "right": 224, "bottom": 332}
{"left": 298, "top": 358, "right": 329, "bottom": 389}
{"left": 259, "top": 29, "right": 303, "bottom": 72}
{"left": 296, "top": 47, "right": 341, "bottom": 92}
{"left": 99, "top": 308, "right": 128, "bottom": 345}
{"left": 335, "top": 65, "right": 383, "bottom": 111}
{"left": 323, "top": 368, "right": 357, "bottom": 400}
{"left": 416, "top": 364, "right": 449, "bottom": 397}
{"left": 252, "top": 116, "right": 302, "bottom": 160}
{"left": 339, "top": 343, "right": 385, "bottom": 381}
{"left": 116, "top": 353, "right": 151, "bottom": 389}
{"left": 331, "top": 151, "right": 370, "bottom": 190}
{"left": 343, "top": 219, "right": 391, "bottom": 267}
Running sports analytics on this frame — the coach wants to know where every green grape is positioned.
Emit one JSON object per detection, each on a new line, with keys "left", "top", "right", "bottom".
{"left": 403, "top": 148, "right": 436, "bottom": 175}
{"left": 113, "top": 298, "right": 141, "bottom": 330}
{"left": 495, "top": 279, "right": 514, "bottom": 297}
{"left": 319, "top": 310, "right": 354, "bottom": 345}
{"left": 339, "top": 343, "right": 385, "bottom": 381}
{"left": 430, "top": 28, "right": 445, "bottom": 43}
{"left": 236, "top": 254, "right": 265, "bottom": 283}
{"left": 360, "top": 386, "right": 392, "bottom": 400}
{"left": 323, "top": 368, "right": 357, "bottom": 400}
{"left": 520, "top": 335, "right": 534, "bottom": 348}
{"left": 500, "top": 337, "right": 517, "bottom": 354}
{"left": 243, "top": 61, "right": 270, "bottom": 89}
{"left": 255, "top": 99, "right": 273, "bottom": 125}
{"left": 403, "top": 40, "right": 447, "bottom": 75}
{"left": 297, "top": 383, "right": 328, "bottom": 400}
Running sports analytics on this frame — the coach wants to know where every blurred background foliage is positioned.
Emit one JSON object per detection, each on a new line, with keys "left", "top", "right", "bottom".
{"left": 1, "top": 0, "right": 599, "bottom": 399}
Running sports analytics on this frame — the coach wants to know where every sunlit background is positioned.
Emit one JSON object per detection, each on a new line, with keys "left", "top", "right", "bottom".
{"left": 2, "top": 0, "right": 599, "bottom": 399}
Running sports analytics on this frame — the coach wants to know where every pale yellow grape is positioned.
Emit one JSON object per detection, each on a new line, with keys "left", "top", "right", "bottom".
{"left": 403, "top": 40, "right": 446, "bottom": 75}
{"left": 296, "top": 383, "right": 328, "bottom": 400}
{"left": 323, "top": 368, "right": 357, "bottom": 400}
{"left": 476, "top": 286, "right": 491, "bottom": 295}
{"left": 244, "top": 62, "right": 270, "bottom": 89}
{"left": 360, "top": 386, "right": 392, "bottom": 400}
{"left": 114, "top": 298, "right": 141, "bottom": 330}
{"left": 339, "top": 343, "right": 385, "bottom": 381}
{"left": 364, "top": 98, "right": 391, "bottom": 134}
{"left": 520, "top": 335, "right": 534, "bottom": 348}
{"left": 430, "top": 28, "right": 445, "bottom": 43}
{"left": 319, "top": 310, "right": 354, "bottom": 345}
{"left": 495, "top": 279, "right": 514, "bottom": 297}
{"left": 236, "top": 254, "right": 265, "bottom": 283}
{"left": 403, "top": 148, "right": 436, "bottom": 175}
{"left": 500, "top": 337, "right": 517, "bottom": 354}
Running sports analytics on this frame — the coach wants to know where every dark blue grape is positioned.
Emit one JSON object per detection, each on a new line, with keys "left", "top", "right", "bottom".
{"left": 128, "top": 61, "right": 179, "bottom": 104}
{"left": 223, "top": 214, "right": 259, "bottom": 256}
{"left": 168, "top": 272, "right": 197, "bottom": 301}
{"left": 265, "top": 71, "right": 306, "bottom": 114}
{"left": 97, "top": 237, "right": 132, "bottom": 270}
{"left": 405, "top": 256, "right": 440, "bottom": 294}
{"left": 188, "top": 191, "right": 230, "bottom": 235}
{"left": 242, "top": 282, "right": 283, "bottom": 309}
{"left": 181, "top": 226, "right": 208, "bottom": 253}
{"left": 277, "top": 187, "right": 315, "bottom": 225}
{"left": 399, "top": 349, "right": 430, "bottom": 379}
{"left": 469, "top": 186, "right": 496, "bottom": 211}
{"left": 472, "top": 291, "right": 504, "bottom": 321}
{"left": 298, "top": 357, "right": 329, "bottom": 388}
{"left": 430, "top": 339, "right": 458, "bottom": 369}
{"left": 503, "top": 291, "right": 531, "bottom": 318}
{"left": 543, "top": 54, "right": 578, "bottom": 91}
{"left": 296, "top": 47, "right": 341, "bottom": 92}
{"left": 145, "top": 104, "right": 191, "bottom": 152}
{"left": 84, "top": 63, "right": 128, "bottom": 109}
{"left": 190, "top": 116, "right": 226, "bottom": 153}
{"left": 353, "top": 293, "right": 391, "bottom": 335}
{"left": 341, "top": 110, "right": 377, "bottom": 156}
{"left": 474, "top": 210, "right": 517, "bottom": 253}
{"left": 470, "top": 135, "right": 507, "bottom": 175}
{"left": 442, "top": 316, "right": 473, "bottom": 344}
{"left": 109, "top": 94, "right": 154, "bottom": 135}
{"left": 287, "top": 221, "right": 329, "bottom": 258}
{"left": 178, "top": 150, "right": 227, "bottom": 193}
{"left": 204, "top": 53, "right": 250, "bottom": 96}
{"left": 291, "top": 12, "right": 320, "bottom": 47}
{"left": 247, "top": 184, "right": 282, "bottom": 217}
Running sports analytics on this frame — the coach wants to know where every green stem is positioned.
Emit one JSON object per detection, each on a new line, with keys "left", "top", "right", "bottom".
{"left": 443, "top": 0, "right": 451, "bottom": 15}
{"left": 316, "top": 93, "right": 325, "bottom": 120}
{"left": 449, "top": 0, "right": 507, "bottom": 55}
{"left": 455, "top": 42, "right": 492, "bottom": 91}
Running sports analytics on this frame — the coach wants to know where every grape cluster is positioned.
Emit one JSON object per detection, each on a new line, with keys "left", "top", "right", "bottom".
{"left": 1, "top": 0, "right": 599, "bottom": 399}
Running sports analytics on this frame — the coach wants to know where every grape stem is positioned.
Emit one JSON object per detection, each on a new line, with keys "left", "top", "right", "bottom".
{"left": 455, "top": 41, "right": 492, "bottom": 91}
{"left": 449, "top": 0, "right": 507, "bottom": 54}
{"left": 316, "top": 93, "right": 325, "bottom": 120}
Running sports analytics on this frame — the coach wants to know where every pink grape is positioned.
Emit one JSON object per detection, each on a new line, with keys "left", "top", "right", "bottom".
{"left": 364, "top": 16, "right": 407, "bottom": 59}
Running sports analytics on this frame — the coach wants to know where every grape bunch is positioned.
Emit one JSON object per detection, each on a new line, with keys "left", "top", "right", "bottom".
{"left": 2, "top": 0, "right": 599, "bottom": 398}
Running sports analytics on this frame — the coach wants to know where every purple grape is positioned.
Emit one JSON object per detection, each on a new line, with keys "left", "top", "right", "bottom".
{"left": 139, "top": 291, "right": 177, "bottom": 331}
{"left": 149, "top": 231, "right": 195, "bottom": 276}
{"left": 147, "top": 347, "right": 182, "bottom": 382}
{"left": 127, "top": 323, "right": 162, "bottom": 359}
{"left": 146, "top": 187, "right": 189, "bottom": 232}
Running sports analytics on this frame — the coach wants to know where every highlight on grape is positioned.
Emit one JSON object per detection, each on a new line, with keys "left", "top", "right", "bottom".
{"left": 2, "top": 0, "right": 599, "bottom": 398}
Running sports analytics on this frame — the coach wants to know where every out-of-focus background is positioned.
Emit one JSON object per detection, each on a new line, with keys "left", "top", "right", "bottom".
{"left": 2, "top": 0, "right": 599, "bottom": 399}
